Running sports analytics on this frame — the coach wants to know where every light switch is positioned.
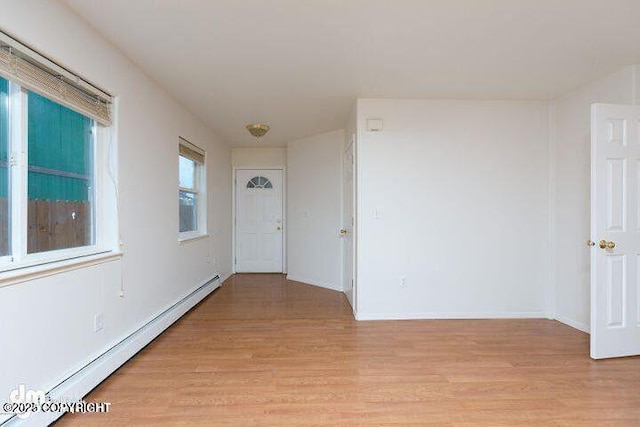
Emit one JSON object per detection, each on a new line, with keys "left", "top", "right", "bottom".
{"left": 366, "top": 118, "right": 383, "bottom": 132}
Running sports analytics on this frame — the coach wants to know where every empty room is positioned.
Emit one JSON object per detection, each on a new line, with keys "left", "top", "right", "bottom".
{"left": 1, "top": 0, "right": 640, "bottom": 426}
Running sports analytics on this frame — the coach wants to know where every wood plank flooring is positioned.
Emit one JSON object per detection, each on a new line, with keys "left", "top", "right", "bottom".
{"left": 57, "top": 274, "right": 640, "bottom": 426}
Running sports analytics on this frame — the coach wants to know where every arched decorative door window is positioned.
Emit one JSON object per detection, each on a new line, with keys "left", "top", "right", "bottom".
{"left": 246, "top": 176, "right": 273, "bottom": 189}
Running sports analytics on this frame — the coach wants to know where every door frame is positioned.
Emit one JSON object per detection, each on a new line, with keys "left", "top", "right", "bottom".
{"left": 232, "top": 167, "right": 287, "bottom": 274}
{"left": 341, "top": 134, "right": 357, "bottom": 316}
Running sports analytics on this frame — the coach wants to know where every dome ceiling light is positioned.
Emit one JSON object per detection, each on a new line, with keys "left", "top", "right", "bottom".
{"left": 246, "top": 123, "right": 270, "bottom": 141}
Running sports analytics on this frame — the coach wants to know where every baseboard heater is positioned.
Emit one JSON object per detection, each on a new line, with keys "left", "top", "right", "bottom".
{"left": 2, "top": 275, "right": 220, "bottom": 427}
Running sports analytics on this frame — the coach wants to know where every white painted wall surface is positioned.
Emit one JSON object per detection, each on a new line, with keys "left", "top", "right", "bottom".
{"left": 356, "top": 99, "right": 550, "bottom": 319}
{"left": 551, "top": 65, "right": 639, "bottom": 332}
{"left": 0, "top": 0, "right": 231, "bottom": 412}
{"left": 232, "top": 147, "right": 286, "bottom": 167}
{"left": 636, "top": 66, "right": 640, "bottom": 104}
{"left": 287, "top": 130, "right": 344, "bottom": 291}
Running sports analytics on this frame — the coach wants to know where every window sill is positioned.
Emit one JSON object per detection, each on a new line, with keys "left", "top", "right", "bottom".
{"left": 178, "top": 233, "right": 210, "bottom": 244}
{"left": 0, "top": 250, "right": 123, "bottom": 289}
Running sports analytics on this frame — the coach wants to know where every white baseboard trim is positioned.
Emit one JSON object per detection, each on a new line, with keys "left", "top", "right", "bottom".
{"left": 286, "top": 275, "right": 342, "bottom": 292}
{"left": 355, "top": 311, "right": 552, "bottom": 321}
{"left": 3, "top": 275, "right": 220, "bottom": 427}
{"left": 554, "top": 314, "right": 590, "bottom": 334}
{"left": 219, "top": 271, "right": 233, "bottom": 284}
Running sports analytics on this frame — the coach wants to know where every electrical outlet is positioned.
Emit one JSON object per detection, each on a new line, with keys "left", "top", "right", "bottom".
{"left": 400, "top": 276, "right": 407, "bottom": 288}
{"left": 94, "top": 313, "right": 104, "bottom": 332}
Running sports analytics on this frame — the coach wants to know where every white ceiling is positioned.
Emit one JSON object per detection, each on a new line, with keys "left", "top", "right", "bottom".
{"left": 62, "top": 0, "right": 640, "bottom": 146}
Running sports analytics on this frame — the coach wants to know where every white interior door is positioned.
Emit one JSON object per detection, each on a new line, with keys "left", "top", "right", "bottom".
{"left": 235, "top": 169, "right": 283, "bottom": 273}
{"left": 590, "top": 103, "right": 640, "bottom": 359}
{"left": 342, "top": 139, "right": 355, "bottom": 310}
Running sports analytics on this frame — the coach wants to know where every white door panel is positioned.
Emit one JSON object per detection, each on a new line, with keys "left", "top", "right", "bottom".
{"left": 236, "top": 169, "right": 283, "bottom": 273}
{"left": 343, "top": 139, "right": 356, "bottom": 310}
{"left": 591, "top": 103, "right": 640, "bottom": 359}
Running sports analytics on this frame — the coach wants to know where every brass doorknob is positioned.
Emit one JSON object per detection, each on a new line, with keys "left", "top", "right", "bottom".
{"left": 339, "top": 229, "right": 348, "bottom": 236}
{"left": 599, "top": 240, "right": 616, "bottom": 249}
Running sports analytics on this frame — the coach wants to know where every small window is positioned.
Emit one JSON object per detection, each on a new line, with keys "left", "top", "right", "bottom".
{"left": 178, "top": 138, "right": 205, "bottom": 236}
{"left": 246, "top": 176, "right": 273, "bottom": 189}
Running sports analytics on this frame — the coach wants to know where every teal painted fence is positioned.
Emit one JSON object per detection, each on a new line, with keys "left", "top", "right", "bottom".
{"left": 28, "top": 91, "right": 92, "bottom": 202}
{"left": 0, "top": 78, "right": 92, "bottom": 202}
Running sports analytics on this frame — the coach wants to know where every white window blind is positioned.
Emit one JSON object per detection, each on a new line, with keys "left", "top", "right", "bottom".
{"left": 179, "top": 137, "right": 205, "bottom": 164}
{"left": 0, "top": 30, "right": 113, "bottom": 126}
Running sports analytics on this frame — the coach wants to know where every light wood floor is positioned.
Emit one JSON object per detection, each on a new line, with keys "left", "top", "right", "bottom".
{"left": 57, "top": 274, "right": 640, "bottom": 426}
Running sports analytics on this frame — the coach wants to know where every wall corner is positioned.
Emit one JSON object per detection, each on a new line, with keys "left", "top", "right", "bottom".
{"left": 547, "top": 100, "right": 558, "bottom": 318}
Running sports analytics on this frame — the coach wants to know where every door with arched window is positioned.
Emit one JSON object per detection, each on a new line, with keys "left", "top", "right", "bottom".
{"left": 235, "top": 169, "right": 284, "bottom": 272}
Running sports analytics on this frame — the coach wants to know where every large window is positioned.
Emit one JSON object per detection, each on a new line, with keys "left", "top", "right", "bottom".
{"left": 0, "top": 79, "right": 97, "bottom": 265}
{"left": 0, "top": 32, "right": 113, "bottom": 270}
{"left": 178, "top": 138, "right": 205, "bottom": 237}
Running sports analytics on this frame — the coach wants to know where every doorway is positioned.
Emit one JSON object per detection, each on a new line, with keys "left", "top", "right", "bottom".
{"left": 235, "top": 169, "right": 284, "bottom": 273}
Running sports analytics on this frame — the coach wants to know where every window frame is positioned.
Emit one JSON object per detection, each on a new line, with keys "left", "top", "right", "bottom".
{"left": 0, "top": 79, "right": 13, "bottom": 266}
{"left": 0, "top": 79, "right": 110, "bottom": 273}
{"left": 246, "top": 175, "right": 273, "bottom": 189}
{"left": 178, "top": 138, "right": 207, "bottom": 242}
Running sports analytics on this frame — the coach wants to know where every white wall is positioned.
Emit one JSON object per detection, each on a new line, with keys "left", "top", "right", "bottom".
{"left": 551, "top": 65, "right": 640, "bottom": 332}
{"left": 0, "top": 0, "right": 231, "bottom": 412}
{"left": 356, "top": 99, "right": 550, "bottom": 319}
{"left": 232, "top": 147, "right": 286, "bottom": 167}
{"left": 287, "top": 130, "right": 344, "bottom": 291}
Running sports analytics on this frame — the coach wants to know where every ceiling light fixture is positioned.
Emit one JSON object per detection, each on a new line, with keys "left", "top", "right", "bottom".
{"left": 246, "top": 123, "right": 270, "bottom": 140}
